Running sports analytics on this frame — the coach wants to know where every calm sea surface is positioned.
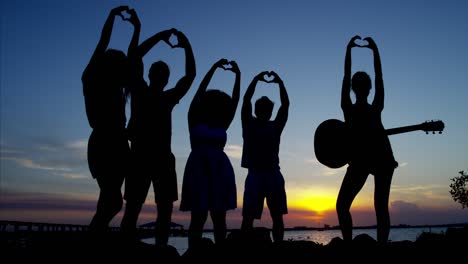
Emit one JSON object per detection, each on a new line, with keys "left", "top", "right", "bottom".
{"left": 142, "top": 226, "right": 448, "bottom": 255}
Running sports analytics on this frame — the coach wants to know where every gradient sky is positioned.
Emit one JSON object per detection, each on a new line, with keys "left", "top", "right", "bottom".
{"left": 1, "top": 0, "right": 467, "bottom": 229}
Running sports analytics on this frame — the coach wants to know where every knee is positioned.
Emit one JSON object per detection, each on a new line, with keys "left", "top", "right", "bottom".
{"left": 158, "top": 201, "right": 174, "bottom": 211}
{"left": 101, "top": 192, "right": 123, "bottom": 216}
{"left": 272, "top": 219, "right": 284, "bottom": 229}
{"left": 270, "top": 213, "right": 283, "bottom": 225}
{"left": 336, "top": 199, "right": 349, "bottom": 215}
{"left": 110, "top": 197, "right": 123, "bottom": 215}
{"left": 157, "top": 201, "right": 173, "bottom": 214}
{"left": 374, "top": 200, "right": 389, "bottom": 214}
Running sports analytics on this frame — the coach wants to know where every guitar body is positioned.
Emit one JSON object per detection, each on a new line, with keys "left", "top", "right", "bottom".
{"left": 314, "top": 119, "right": 350, "bottom": 169}
{"left": 314, "top": 119, "right": 444, "bottom": 169}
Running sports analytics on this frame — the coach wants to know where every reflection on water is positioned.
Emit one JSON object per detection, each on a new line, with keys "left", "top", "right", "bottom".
{"left": 142, "top": 227, "right": 447, "bottom": 255}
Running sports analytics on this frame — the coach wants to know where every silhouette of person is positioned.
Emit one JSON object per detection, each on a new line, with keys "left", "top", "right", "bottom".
{"left": 120, "top": 24, "right": 196, "bottom": 246}
{"left": 82, "top": 6, "right": 138, "bottom": 234}
{"left": 337, "top": 35, "right": 398, "bottom": 244}
{"left": 240, "top": 71, "right": 289, "bottom": 243}
{"left": 180, "top": 58, "right": 240, "bottom": 248}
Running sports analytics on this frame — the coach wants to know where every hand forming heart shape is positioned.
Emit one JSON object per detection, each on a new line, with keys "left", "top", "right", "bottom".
{"left": 263, "top": 71, "right": 275, "bottom": 83}
{"left": 355, "top": 39, "right": 369, "bottom": 48}
{"left": 220, "top": 61, "right": 233, "bottom": 71}
{"left": 118, "top": 10, "right": 132, "bottom": 21}
{"left": 165, "top": 33, "right": 180, "bottom": 48}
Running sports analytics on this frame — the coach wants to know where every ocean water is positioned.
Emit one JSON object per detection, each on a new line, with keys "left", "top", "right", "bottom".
{"left": 142, "top": 226, "right": 448, "bottom": 255}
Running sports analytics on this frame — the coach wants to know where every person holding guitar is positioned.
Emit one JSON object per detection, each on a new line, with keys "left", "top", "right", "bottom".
{"left": 337, "top": 35, "right": 398, "bottom": 244}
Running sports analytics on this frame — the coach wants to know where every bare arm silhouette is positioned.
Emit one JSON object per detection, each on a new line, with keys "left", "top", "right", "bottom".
{"left": 365, "top": 37, "right": 384, "bottom": 112}
{"left": 242, "top": 71, "right": 269, "bottom": 124}
{"left": 126, "top": 9, "right": 143, "bottom": 81}
{"left": 188, "top": 58, "right": 228, "bottom": 129}
{"left": 341, "top": 35, "right": 361, "bottom": 111}
{"left": 125, "top": 9, "right": 142, "bottom": 142}
{"left": 224, "top": 60, "right": 241, "bottom": 130}
{"left": 271, "top": 72, "right": 289, "bottom": 132}
{"left": 83, "top": 6, "right": 128, "bottom": 78}
{"left": 166, "top": 31, "right": 196, "bottom": 102}
{"left": 126, "top": 9, "right": 141, "bottom": 58}
{"left": 136, "top": 28, "right": 175, "bottom": 58}
{"left": 91, "top": 6, "right": 128, "bottom": 65}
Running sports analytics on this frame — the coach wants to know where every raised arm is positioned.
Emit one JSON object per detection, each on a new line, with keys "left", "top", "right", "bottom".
{"left": 364, "top": 37, "right": 384, "bottom": 112}
{"left": 341, "top": 35, "right": 361, "bottom": 111}
{"left": 126, "top": 9, "right": 143, "bottom": 84}
{"left": 223, "top": 60, "right": 241, "bottom": 130}
{"left": 271, "top": 71, "right": 289, "bottom": 132}
{"left": 88, "top": 6, "right": 128, "bottom": 66}
{"left": 188, "top": 58, "right": 228, "bottom": 129}
{"left": 126, "top": 9, "right": 141, "bottom": 57}
{"left": 136, "top": 28, "right": 175, "bottom": 58}
{"left": 166, "top": 30, "right": 196, "bottom": 102}
{"left": 125, "top": 9, "right": 143, "bottom": 141}
{"left": 242, "top": 71, "right": 269, "bottom": 123}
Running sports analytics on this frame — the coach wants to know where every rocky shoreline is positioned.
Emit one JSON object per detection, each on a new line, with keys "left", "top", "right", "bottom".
{"left": 3, "top": 226, "right": 467, "bottom": 262}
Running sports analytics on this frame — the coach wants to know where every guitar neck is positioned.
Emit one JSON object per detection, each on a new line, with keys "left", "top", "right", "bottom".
{"left": 386, "top": 124, "right": 423, "bottom": 135}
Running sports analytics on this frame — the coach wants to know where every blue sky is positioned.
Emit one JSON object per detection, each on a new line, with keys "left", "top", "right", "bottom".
{"left": 1, "top": 0, "right": 467, "bottom": 228}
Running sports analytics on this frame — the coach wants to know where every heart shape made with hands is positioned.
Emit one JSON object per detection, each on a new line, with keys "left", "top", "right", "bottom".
{"left": 118, "top": 10, "right": 132, "bottom": 21}
{"left": 263, "top": 72, "right": 275, "bottom": 83}
{"left": 354, "top": 38, "right": 369, "bottom": 48}
{"left": 220, "top": 61, "right": 233, "bottom": 71}
{"left": 165, "top": 33, "right": 180, "bottom": 48}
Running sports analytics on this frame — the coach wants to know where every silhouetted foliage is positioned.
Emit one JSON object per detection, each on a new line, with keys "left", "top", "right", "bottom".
{"left": 450, "top": 171, "right": 468, "bottom": 208}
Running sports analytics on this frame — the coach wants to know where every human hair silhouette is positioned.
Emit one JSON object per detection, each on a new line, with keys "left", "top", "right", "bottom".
{"left": 180, "top": 58, "right": 240, "bottom": 248}
{"left": 81, "top": 6, "right": 138, "bottom": 235}
{"left": 119, "top": 14, "right": 196, "bottom": 246}
{"left": 255, "top": 96, "right": 274, "bottom": 122}
{"left": 351, "top": 71, "right": 371, "bottom": 95}
{"left": 149, "top": 61, "right": 170, "bottom": 88}
{"left": 337, "top": 35, "right": 398, "bottom": 244}
{"left": 240, "top": 71, "right": 290, "bottom": 243}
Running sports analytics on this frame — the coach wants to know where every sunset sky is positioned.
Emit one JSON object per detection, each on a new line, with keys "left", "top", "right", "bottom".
{"left": 1, "top": 0, "right": 467, "bottom": 229}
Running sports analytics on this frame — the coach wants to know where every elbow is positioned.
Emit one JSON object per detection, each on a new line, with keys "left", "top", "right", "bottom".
{"left": 184, "top": 74, "right": 195, "bottom": 83}
{"left": 340, "top": 102, "right": 347, "bottom": 110}
{"left": 81, "top": 70, "right": 88, "bottom": 83}
{"left": 188, "top": 70, "right": 196, "bottom": 80}
{"left": 243, "top": 94, "right": 253, "bottom": 103}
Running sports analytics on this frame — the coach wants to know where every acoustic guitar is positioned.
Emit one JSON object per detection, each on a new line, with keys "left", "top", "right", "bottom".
{"left": 314, "top": 119, "right": 445, "bottom": 169}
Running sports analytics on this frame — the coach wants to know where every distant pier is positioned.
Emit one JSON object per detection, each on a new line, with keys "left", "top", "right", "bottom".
{"left": 0, "top": 220, "right": 99, "bottom": 232}
{"left": 0, "top": 220, "right": 186, "bottom": 238}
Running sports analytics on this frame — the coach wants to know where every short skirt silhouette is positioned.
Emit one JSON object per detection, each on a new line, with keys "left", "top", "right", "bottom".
{"left": 180, "top": 124, "right": 237, "bottom": 211}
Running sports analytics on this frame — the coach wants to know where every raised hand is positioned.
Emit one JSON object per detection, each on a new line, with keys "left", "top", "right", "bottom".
{"left": 162, "top": 28, "right": 178, "bottom": 48}
{"left": 363, "top": 37, "right": 377, "bottom": 51}
{"left": 268, "top": 71, "right": 283, "bottom": 84}
{"left": 255, "top": 71, "right": 270, "bottom": 82}
{"left": 226, "top": 61, "right": 240, "bottom": 74}
{"left": 215, "top": 58, "right": 230, "bottom": 69}
{"left": 126, "top": 9, "right": 140, "bottom": 28}
{"left": 174, "top": 30, "right": 189, "bottom": 48}
{"left": 112, "top": 6, "right": 129, "bottom": 20}
{"left": 348, "top": 35, "right": 362, "bottom": 48}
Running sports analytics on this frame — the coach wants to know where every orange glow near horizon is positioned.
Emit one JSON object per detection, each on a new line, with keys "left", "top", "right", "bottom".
{"left": 286, "top": 188, "right": 374, "bottom": 220}
{"left": 288, "top": 192, "right": 337, "bottom": 213}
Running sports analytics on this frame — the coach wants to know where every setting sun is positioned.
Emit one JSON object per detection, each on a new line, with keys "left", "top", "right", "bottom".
{"left": 288, "top": 191, "right": 337, "bottom": 213}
